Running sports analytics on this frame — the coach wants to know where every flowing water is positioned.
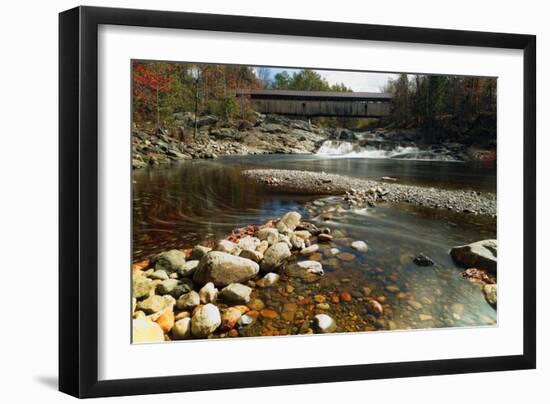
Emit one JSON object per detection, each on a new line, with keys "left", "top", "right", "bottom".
{"left": 133, "top": 154, "right": 497, "bottom": 333}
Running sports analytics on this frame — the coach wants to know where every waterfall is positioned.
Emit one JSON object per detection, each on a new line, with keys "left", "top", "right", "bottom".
{"left": 315, "top": 140, "right": 457, "bottom": 161}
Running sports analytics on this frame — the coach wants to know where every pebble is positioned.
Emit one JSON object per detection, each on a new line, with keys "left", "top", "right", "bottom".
{"left": 172, "top": 317, "right": 192, "bottom": 340}
{"left": 385, "top": 285, "right": 400, "bottom": 293}
{"left": 314, "top": 314, "right": 337, "bottom": 333}
{"left": 350, "top": 241, "right": 369, "bottom": 252}
{"left": 419, "top": 314, "right": 433, "bottom": 321}
{"left": 198, "top": 282, "right": 218, "bottom": 304}
{"left": 220, "top": 283, "right": 252, "bottom": 304}
{"left": 191, "top": 303, "right": 222, "bottom": 338}
{"left": 340, "top": 292, "right": 352, "bottom": 302}
{"left": 300, "top": 244, "right": 319, "bottom": 256}
{"left": 176, "top": 290, "right": 200, "bottom": 310}
{"left": 337, "top": 252, "right": 356, "bottom": 261}
{"left": 260, "top": 309, "right": 279, "bottom": 319}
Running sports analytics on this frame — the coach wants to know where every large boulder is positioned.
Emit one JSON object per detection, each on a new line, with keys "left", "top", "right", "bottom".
{"left": 191, "top": 303, "right": 221, "bottom": 338}
{"left": 450, "top": 239, "right": 497, "bottom": 273}
{"left": 150, "top": 250, "right": 187, "bottom": 274}
{"left": 132, "top": 319, "right": 165, "bottom": 343}
{"left": 261, "top": 242, "right": 291, "bottom": 271}
{"left": 193, "top": 251, "right": 260, "bottom": 287}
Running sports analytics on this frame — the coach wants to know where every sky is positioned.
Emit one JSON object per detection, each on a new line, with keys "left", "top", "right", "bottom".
{"left": 256, "top": 67, "right": 398, "bottom": 92}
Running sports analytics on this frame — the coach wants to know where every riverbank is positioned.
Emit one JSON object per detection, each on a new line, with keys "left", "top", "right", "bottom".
{"left": 132, "top": 113, "right": 495, "bottom": 169}
{"left": 132, "top": 208, "right": 497, "bottom": 343}
{"left": 242, "top": 169, "right": 496, "bottom": 216}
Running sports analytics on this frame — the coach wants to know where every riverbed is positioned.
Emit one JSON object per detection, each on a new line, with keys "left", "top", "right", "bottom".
{"left": 133, "top": 155, "right": 496, "bottom": 332}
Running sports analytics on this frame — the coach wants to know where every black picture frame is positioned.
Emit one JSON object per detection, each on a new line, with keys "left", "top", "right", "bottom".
{"left": 59, "top": 5, "right": 536, "bottom": 398}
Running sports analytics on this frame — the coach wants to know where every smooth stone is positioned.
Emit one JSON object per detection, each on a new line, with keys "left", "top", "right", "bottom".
{"left": 276, "top": 211, "right": 302, "bottom": 233}
{"left": 239, "top": 249, "right": 263, "bottom": 263}
{"left": 300, "top": 244, "right": 319, "bottom": 256}
{"left": 285, "top": 261, "right": 324, "bottom": 282}
{"left": 350, "top": 240, "right": 369, "bottom": 252}
{"left": 450, "top": 239, "right": 497, "bottom": 273}
{"left": 220, "top": 307, "right": 242, "bottom": 330}
{"left": 256, "top": 240, "right": 269, "bottom": 254}
{"left": 385, "top": 285, "right": 400, "bottom": 293}
{"left": 257, "top": 272, "right": 280, "bottom": 288}
{"left": 419, "top": 314, "right": 433, "bottom": 321}
{"left": 132, "top": 319, "right": 165, "bottom": 343}
{"left": 220, "top": 283, "right": 252, "bottom": 304}
{"left": 337, "top": 252, "right": 356, "bottom": 261}
{"left": 314, "top": 314, "right": 336, "bottom": 333}
{"left": 318, "top": 233, "right": 333, "bottom": 243}
{"left": 176, "top": 290, "right": 200, "bottom": 310}
{"left": 289, "top": 234, "right": 306, "bottom": 249}
{"left": 293, "top": 230, "right": 311, "bottom": 240}
{"left": 189, "top": 245, "right": 212, "bottom": 261}
{"left": 198, "top": 282, "right": 218, "bottom": 304}
{"left": 260, "top": 309, "right": 278, "bottom": 319}
{"left": 248, "top": 298, "right": 265, "bottom": 311}
{"left": 193, "top": 251, "right": 260, "bottom": 287}
{"left": 238, "top": 313, "right": 256, "bottom": 327}
{"left": 136, "top": 295, "right": 172, "bottom": 315}
{"left": 237, "top": 236, "right": 260, "bottom": 251}
{"left": 149, "top": 269, "right": 169, "bottom": 280}
{"left": 172, "top": 317, "right": 192, "bottom": 340}
{"left": 191, "top": 303, "right": 221, "bottom": 338}
{"left": 256, "top": 228, "right": 279, "bottom": 245}
{"left": 132, "top": 276, "right": 153, "bottom": 299}
{"left": 155, "top": 309, "right": 175, "bottom": 333}
{"left": 261, "top": 242, "right": 291, "bottom": 272}
{"left": 367, "top": 299, "right": 384, "bottom": 316}
{"left": 483, "top": 284, "right": 497, "bottom": 307}
{"left": 155, "top": 279, "right": 179, "bottom": 295}
{"left": 177, "top": 260, "right": 199, "bottom": 277}
{"left": 150, "top": 249, "right": 187, "bottom": 274}
{"left": 215, "top": 239, "right": 241, "bottom": 255}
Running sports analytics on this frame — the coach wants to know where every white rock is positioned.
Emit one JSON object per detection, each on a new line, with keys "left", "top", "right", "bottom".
{"left": 193, "top": 251, "right": 260, "bottom": 287}
{"left": 191, "top": 303, "right": 221, "bottom": 337}
{"left": 133, "top": 319, "right": 165, "bottom": 343}
{"left": 215, "top": 239, "right": 241, "bottom": 255}
{"left": 350, "top": 240, "right": 369, "bottom": 252}
{"left": 176, "top": 290, "right": 200, "bottom": 310}
{"left": 239, "top": 249, "right": 263, "bottom": 262}
{"left": 258, "top": 272, "right": 280, "bottom": 287}
{"left": 276, "top": 211, "right": 302, "bottom": 233}
{"left": 261, "top": 242, "right": 291, "bottom": 271}
{"left": 314, "top": 314, "right": 336, "bottom": 333}
{"left": 238, "top": 236, "right": 261, "bottom": 251}
{"left": 199, "top": 282, "right": 218, "bottom": 304}
{"left": 300, "top": 244, "right": 319, "bottom": 256}
{"left": 256, "top": 228, "right": 280, "bottom": 245}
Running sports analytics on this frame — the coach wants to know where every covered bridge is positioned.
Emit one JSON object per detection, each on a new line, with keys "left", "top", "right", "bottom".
{"left": 236, "top": 89, "right": 392, "bottom": 118}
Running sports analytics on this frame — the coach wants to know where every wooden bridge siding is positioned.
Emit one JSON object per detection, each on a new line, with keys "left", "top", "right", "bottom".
{"left": 249, "top": 99, "right": 391, "bottom": 117}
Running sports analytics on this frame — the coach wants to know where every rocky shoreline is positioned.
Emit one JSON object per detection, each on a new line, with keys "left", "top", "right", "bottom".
{"left": 132, "top": 209, "right": 497, "bottom": 343}
{"left": 242, "top": 169, "right": 496, "bottom": 216}
{"left": 132, "top": 113, "right": 495, "bottom": 169}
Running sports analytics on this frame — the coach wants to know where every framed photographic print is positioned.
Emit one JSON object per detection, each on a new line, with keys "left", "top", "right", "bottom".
{"left": 59, "top": 6, "right": 536, "bottom": 398}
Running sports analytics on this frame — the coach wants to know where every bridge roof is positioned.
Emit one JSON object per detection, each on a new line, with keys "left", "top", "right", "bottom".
{"left": 235, "top": 89, "right": 392, "bottom": 101}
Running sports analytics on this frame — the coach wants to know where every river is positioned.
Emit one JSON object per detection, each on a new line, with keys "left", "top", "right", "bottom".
{"left": 133, "top": 155, "right": 496, "bottom": 332}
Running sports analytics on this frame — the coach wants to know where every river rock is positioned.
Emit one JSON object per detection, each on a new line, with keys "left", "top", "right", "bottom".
{"left": 149, "top": 269, "right": 169, "bottom": 280}
{"left": 450, "top": 239, "right": 497, "bottom": 273}
{"left": 238, "top": 236, "right": 261, "bottom": 251}
{"left": 215, "top": 239, "right": 241, "bottom": 255}
{"left": 177, "top": 260, "right": 200, "bottom": 277}
{"left": 221, "top": 307, "right": 242, "bottom": 331}
{"left": 189, "top": 245, "right": 212, "bottom": 261}
{"left": 413, "top": 253, "right": 434, "bottom": 266}
{"left": 261, "top": 242, "right": 291, "bottom": 271}
{"left": 168, "top": 278, "right": 195, "bottom": 299}
{"left": 132, "top": 275, "right": 153, "bottom": 299}
{"left": 191, "top": 303, "right": 221, "bottom": 338}
{"left": 285, "top": 261, "right": 324, "bottom": 282}
{"left": 136, "top": 295, "right": 172, "bottom": 315}
{"left": 239, "top": 249, "right": 263, "bottom": 263}
{"left": 300, "top": 244, "right": 319, "bottom": 256}
{"left": 350, "top": 240, "right": 369, "bottom": 252}
{"left": 295, "top": 222, "right": 320, "bottom": 235}
{"left": 172, "top": 317, "right": 192, "bottom": 340}
{"left": 155, "top": 309, "right": 175, "bottom": 333}
{"left": 293, "top": 230, "right": 312, "bottom": 240}
{"left": 199, "top": 282, "right": 218, "bottom": 304}
{"left": 256, "top": 272, "right": 280, "bottom": 288}
{"left": 289, "top": 234, "right": 306, "bottom": 249}
{"left": 256, "top": 240, "right": 269, "bottom": 254}
{"left": 176, "top": 290, "right": 200, "bottom": 310}
{"left": 256, "top": 228, "right": 280, "bottom": 245}
{"left": 193, "top": 251, "right": 260, "bottom": 287}
{"left": 238, "top": 313, "right": 256, "bottom": 327}
{"left": 150, "top": 250, "right": 187, "bottom": 273}
{"left": 220, "top": 283, "right": 252, "bottom": 304}
{"left": 313, "top": 314, "right": 336, "bottom": 333}
{"left": 133, "top": 319, "right": 165, "bottom": 343}
{"left": 155, "top": 279, "right": 179, "bottom": 295}
{"left": 276, "top": 211, "right": 302, "bottom": 233}
{"left": 367, "top": 299, "right": 384, "bottom": 316}
{"left": 483, "top": 284, "right": 497, "bottom": 307}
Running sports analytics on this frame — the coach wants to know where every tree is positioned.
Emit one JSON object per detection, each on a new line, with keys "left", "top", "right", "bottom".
{"left": 132, "top": 62, "right": 174, "bottom": 128}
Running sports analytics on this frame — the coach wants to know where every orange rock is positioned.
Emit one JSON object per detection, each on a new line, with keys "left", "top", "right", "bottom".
{"left": 155, "top": 310, "right": 175, "bottom": 333}
{"left": 246, "top": 310, "right": 259, "bottom": 319}
{"left": 234, "top": 305, "right": 249, "bottom": 314}
{"left": 340, "top": 292, "right": 352, "bottom": 302}
{"left": 221, "top": 307, "right": 242, "bottom": 331}
{"left": 132, "top": 259, "right": 149, "bottom": 273}
{"left": 330, "top": 294, "right": 340, "bottom": 304}
{"left": 337, "top": 252, "right": 356, "bottom": 261}
{"left": 228, "top": 329, "right": 239, "bottom": 337}
{"left": 260, "top": 309, "right": 279, "bottom": 319}
{"left": 313, "top": 294, "right": 326, "bottom": 303}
